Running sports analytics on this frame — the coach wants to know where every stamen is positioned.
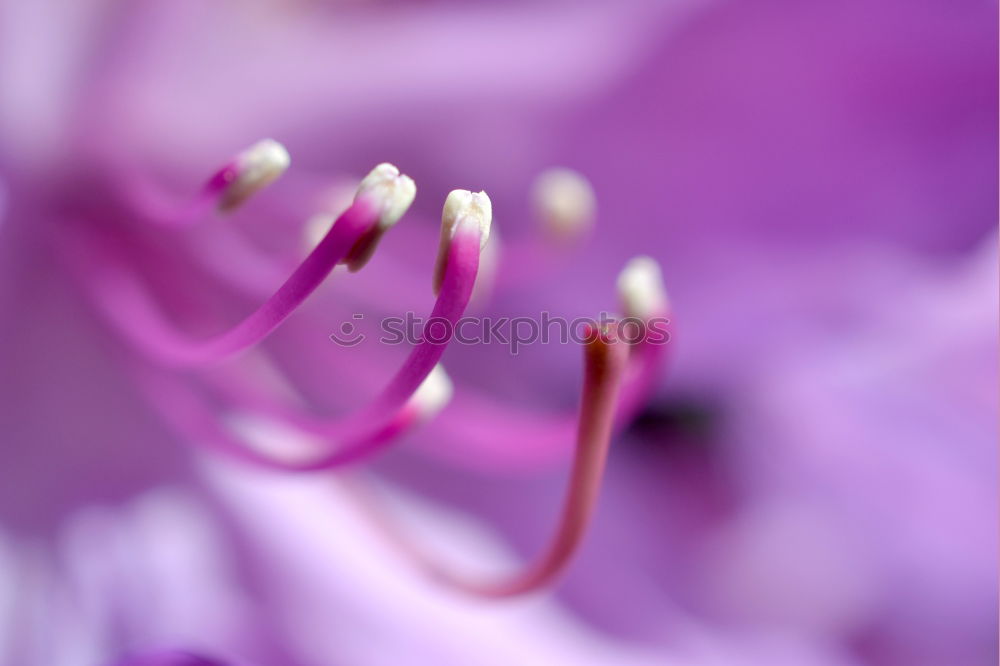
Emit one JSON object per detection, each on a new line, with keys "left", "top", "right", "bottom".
{"left": 344, "top": 163, "right": 416, "bottom": 271}
{"left": 532, "top": 168, "right": 596, "bottom": 241}
{"left": 138, "top": 362, "right": 453, "bottom": 472}
{"left": 434, "top": 189, "right": 492, "bottom": 294}
{"left": 204, "top": 215, "right": 480, "bottom": 440}
{"left": 123, "top": 139, "right": 290, "bottom": 228}
{"left": 615, "top": 256, "right": 671, "bottom": 424}
{"left": 395, "top": 258, "right": 673, "bottom": 469}
{"left": 214, "top": 139, "right": 291, "bottom": 212}
{"left": 74, "top": 165, "right": 414, "bottom": 366}
{"left": 346, "top": 322, "right": 629, "bottom": 597}
{"left": 617, "top": 255, "right": 669, "bottom": 321}
{"left": 84, "top": 184, "right": 477, "bottom": 460}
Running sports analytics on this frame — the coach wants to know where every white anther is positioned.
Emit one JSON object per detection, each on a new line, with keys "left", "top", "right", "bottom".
{"left": 354, "top": 163, "right": 416, "bottom": 231}
{"left": 219, "top": 139, "right": 290, "bottom": 211}
{"left": 433, "top": 189, "right": 492, "bottom": 294}
{"left": 617, "top": 256, "right": 668, "bottom": 319}
{"left": 343, "top": 163, "right": 416, "bottom": 271}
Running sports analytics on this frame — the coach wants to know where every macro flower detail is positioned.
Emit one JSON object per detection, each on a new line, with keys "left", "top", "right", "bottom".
{"left": 57, "top": 126, "right": 668, "bottom": 602}
{"left": 350, "top": 321, "right": 631, "bottom": 598}
{"left": 0, "top": 1, "right": 994, "bottom": 665}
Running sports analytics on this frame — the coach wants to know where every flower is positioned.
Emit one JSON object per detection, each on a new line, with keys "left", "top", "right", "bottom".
{"left": 0, "top": 1, "right": 686, "bottom": 663}
{"left": 0, "top": 0, "right": 995, "bottom": 665}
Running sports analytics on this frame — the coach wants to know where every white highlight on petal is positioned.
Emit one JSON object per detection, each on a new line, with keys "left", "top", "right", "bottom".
{"left": 224, "top": 412, "right": 326, "bottom": 465}
{"left": 532, "top": 168, "right": 596, "bottom": 240}
{"left": 434, "top": 189, "right": 492, "bottom": 294}
{"left": 219, "top": 138, "right": 290, "bottom": 211}
{"left": 354, "top": 162, "right": 416, "bottom": 231}
{"left": 408, "top": 364, "right": 453, "bottom": 420}
{"left": 617, "top": 256, "right": 668, "bottom": 319}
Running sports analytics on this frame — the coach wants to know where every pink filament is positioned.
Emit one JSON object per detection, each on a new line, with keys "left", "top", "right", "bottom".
{"left": 347, "top": 327, "right": 630, "bottom": 598}
{"left": 196, "top": 223, "right": 481, "bottom": 443}
{"left": 126, "top": 223, "right": 483, "bottom": 471}
{"left": 78, "top": 198, "right": 377, "bottom": 366}
{"left": 329, "top": 222, "right": 481, "bottom": 436}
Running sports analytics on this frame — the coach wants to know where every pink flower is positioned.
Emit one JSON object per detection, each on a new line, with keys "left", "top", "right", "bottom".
{"left": 0, "top": 1, "right": 994, "bottom": 665}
